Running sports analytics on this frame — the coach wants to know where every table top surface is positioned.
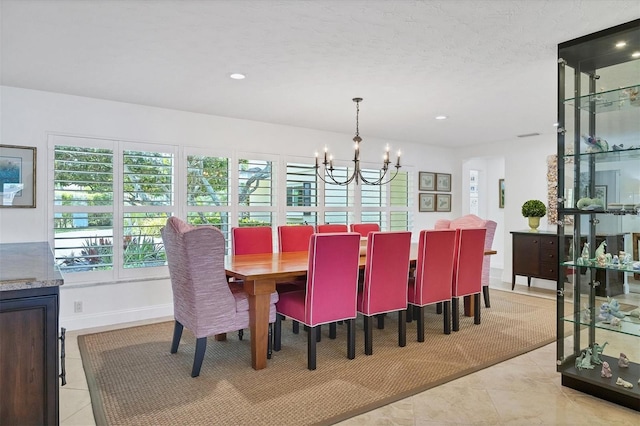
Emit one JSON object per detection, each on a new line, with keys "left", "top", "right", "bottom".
{"left": 225, "top": 243, "right": 496, "bottom": 281}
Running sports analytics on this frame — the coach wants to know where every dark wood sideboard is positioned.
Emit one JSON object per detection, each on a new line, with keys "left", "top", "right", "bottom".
{"left": 511, "top": 230, "right": 558, "bottom": 289}
{"left": 511, "top": 230, "right": 625, "bottom": 297}
{"left": 0, "top": 242, "right": 64, "bottom": 426}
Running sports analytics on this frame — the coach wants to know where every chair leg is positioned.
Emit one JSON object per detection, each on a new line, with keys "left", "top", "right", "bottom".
{"left": 347, "top": 318, "right": 356, "bottom": 360}
{"left": 171, "top": 320, "right": 183, "bottom": 354}
{"left": 329, "top": 322, "right": 337, "bottom": 339}
{"left": 191, "top": 337, "right": 207, "bottom": 377}
{"left": 364, "top": 315, "right": 373, "bottom": 355}
{"left": 307, "top": 326, "right": 317, "bottom": 370}
{"left": 452, "top": 298, "right": 459, "bottom": 332}
{"left": 416, "top": 306, "right": 425, "bottom": 342}
{"left": 238, "top": 329, "right": 243, "bottom": 340}
{"left": 267, "top": 323, "right": 273, "bottom": 359}
{"left": 316, "top": 325, "right": 322, "bottom": 342}
{"left": 398, "top": 310, "right": 406, "bottom": 347}
{"left": 483, "top": 286, "right": 491, "bottom": 308}
{"left": 274, "top": 314, "right": 283, "bottom": 351}
{"left": 443, "top": 300, "right": 451, "bottom": 335}
{"left": 474, "top": 293, "right": 481, "bottom": 325}
{"left": 406, "top": 305, "right": 413, "bottom": 323}
{"left": 376, "top": 314, "right": 385, "bottom": 329}
{"left": 436, "top": 302, "right": 443, "bottom": 315}
{"left": 292, "top": 320, "right": 299, "bottom": 334}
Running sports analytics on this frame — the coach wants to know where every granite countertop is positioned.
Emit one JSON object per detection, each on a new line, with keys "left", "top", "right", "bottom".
{"left": 0, "top": 242, "right": 64, "bottom": 291}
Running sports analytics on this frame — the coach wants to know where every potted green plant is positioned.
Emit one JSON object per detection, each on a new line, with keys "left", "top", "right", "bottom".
{"left": 521, "top": 199, "right": 546, "bottom": 230}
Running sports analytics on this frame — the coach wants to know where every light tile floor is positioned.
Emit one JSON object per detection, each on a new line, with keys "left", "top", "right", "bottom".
{"left": 60, "top": 280, "right": 640, "bottom": 425}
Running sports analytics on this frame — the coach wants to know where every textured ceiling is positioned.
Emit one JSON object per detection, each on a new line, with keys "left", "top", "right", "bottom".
{"left": 1, "top": 0, "right": 639, "bottom": 148}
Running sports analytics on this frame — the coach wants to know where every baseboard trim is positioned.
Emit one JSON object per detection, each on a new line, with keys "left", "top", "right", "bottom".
{"left": 60, "top": 304, "right": 173, "bottom": 331}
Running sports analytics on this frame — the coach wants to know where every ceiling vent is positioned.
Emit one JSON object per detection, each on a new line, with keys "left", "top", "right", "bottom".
{"left": 517, "top": 132, "right": 541, "bottom": 138}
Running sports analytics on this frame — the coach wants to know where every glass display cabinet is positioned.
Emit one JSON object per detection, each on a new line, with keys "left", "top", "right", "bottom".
{"left": 556, "top": 19, "right": 640, "bottom": 410}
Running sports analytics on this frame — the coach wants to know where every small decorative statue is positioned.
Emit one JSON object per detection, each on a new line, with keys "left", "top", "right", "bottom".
{"left": 580, "top": 305, "right": 591, "bottom": 323}
{"left": 615, "top": 377, "right": 633, "bottom": 389}
{"left": 601, "top": 361, "right": 612, "bottom": 378}
{"left": 598, "top": 303, "right": 612, "bottom": 323}
{"left": 594, "top": 241, "right": 612, "bottom": 265}
{"left": 575, "top": 348, "right": 595, "bottom": 370}
{"left": 582, "top": 134, "right": 609, "bottom": 153}
{"left": 577, "top": 242, "right": 590, "bottom": 265}
{"left": 610, "top": 317, "right": 621, "bottom": 327}
{"left": 608, "top": 298, "right": 626, "bottom": 319}
{"left": 591, "top": 342, "right": 608, "bottom": 365}
{"left": 618, "top": 352, "right": 630, "bottom": 368}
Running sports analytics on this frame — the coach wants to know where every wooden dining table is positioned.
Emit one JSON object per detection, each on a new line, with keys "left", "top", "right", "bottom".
{"left": 224, "top": 243, "right": 497, "bottom": 370}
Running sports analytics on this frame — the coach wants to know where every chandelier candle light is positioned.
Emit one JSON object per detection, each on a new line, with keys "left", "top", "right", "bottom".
{"left": 315, "top": 98, "right": 401, "bottom": 186}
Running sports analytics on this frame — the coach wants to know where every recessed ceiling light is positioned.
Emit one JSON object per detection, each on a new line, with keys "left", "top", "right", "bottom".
{"left": 632, "top": 51, "right": 640, "bottom": 58}
{"left": 435, "top": 115, "right": 448, "bottom": 120}
{"left": 229, "top": 73, "right": 246, "bottom": 80}
{"left": 615, "top": 41, "right": 627, "bottom": 48}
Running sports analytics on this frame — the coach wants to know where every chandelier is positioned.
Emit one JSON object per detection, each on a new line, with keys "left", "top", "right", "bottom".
{"left": 314, "top": 98, "right": 401, "bottom": 186}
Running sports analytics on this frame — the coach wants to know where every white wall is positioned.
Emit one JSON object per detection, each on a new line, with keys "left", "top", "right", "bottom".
{"left": 458, "top": 135, "right": 558, "bottom": 291}
{"left": 1, "top": 86, "right": 463, "bottom": 330}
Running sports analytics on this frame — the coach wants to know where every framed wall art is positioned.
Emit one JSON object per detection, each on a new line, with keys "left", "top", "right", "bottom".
{"left": 595, "top": 185, "right": 607, "bottom": 209}
{"left": 0, "top": 145, "right": 36, "bottom": 208}
{"left": 436, "top": 194, "right": 451, "bottom": 212}
{"left": 499, "top": 178, "right": 505, "bottom": 208}
{"left": 419, "top": 172, "right": 435, "bottom": 191}
{"left": 436, "top": 173, "right": 451, "bottom": 192}
{"left": 419, "top": 193, "right": 435, "bottom": 212}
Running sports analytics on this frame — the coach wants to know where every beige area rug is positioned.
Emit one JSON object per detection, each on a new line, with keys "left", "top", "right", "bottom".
{"left": 79, "top": 290, "right": 555, "bottom": 425}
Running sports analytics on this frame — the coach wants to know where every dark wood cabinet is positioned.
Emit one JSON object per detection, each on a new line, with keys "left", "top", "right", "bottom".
{"left": 0, "top": 287, "right": 60, "bottom": 425}
{"left": 0, "top": 242, "right": 64, "bottom": 426}
{"left": 511, "top": 230, "right": 558, "bottom": 289}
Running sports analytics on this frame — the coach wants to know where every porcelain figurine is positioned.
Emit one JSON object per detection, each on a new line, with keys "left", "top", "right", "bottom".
{"left": 594, "top": 241, "right": 607, "bottom": 258}
{"left": 618, "top": 353, "right": 630, "bottom": 368}
{"left": 582, "top": 134, "right": 609, "bottom": 153}
{"left": 580, "top": 306, "right": 591, "bottom": 323}
{"left": 615, "top": 377, "right": 633, "bottom": 389}
{"left": 600, "top": 361, "right": 612, "bottom": 378}
{"left": 575, "top": 349, "right": 595, "bottom": 370}
{"left": 608, "top": 298, "right": 626, "bottom": 319}
{"left": 591, "top": 342, "right": 607, "bottom": 365}
{"left": 581, "top": 242, "right": 590, "bottom": 260}
{"left": 598, "top": 303, "right": 612, "bottom": 323}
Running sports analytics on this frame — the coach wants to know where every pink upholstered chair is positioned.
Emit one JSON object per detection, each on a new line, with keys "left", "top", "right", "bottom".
{"left": 231, "top": 226, "right": 273, "bottom": 255}
{"left": 357, "top": 231, "right": 412, "bottom": 354}
{"left": 316, "top": 224, "right": 348, "bottom": 233}
{"left": 273, "top": 233, "right": 361, "bottom": 370}
{"left": 451, "top": 227, "right": 486, "bottom": 332}
{"left": 278, "top": 225, "right": 315, "bottom": 252}
{"left": 161, "top": 217, "right": 278, "bottom": 377}
{"left": 350, "top": 223, "right": 380, "bottom": 237}
{"left": 435, "top": 215, "right": 496, "bottom": 308}
{"left": 407, "top": 229, "right": 457, "bottom": 340}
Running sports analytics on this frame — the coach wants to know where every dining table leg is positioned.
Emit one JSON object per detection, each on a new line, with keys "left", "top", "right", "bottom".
{"left": 243, "top": 278, "right": 276, "bottom": 370}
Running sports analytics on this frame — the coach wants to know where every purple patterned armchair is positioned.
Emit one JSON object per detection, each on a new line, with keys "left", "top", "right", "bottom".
{"left": 161, "top": 216, "right": 278, "bottom": 377}
{"left": 435, "top": 214, "right": 497, "bottom": 308}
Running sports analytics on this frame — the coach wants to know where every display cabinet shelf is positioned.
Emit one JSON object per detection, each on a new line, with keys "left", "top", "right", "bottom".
{"left": 562, "top": 312, "right": 640, "bottom": 337}
{"left": 564, "top": 84, "right": 640, "bottom": 113}
{"left": 562, "top": 260, "right": 640, "bottom": 274}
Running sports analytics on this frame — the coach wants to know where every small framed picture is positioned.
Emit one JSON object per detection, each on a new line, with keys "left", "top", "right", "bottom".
{"left": 594, "top": 185, "right": 607, "bottom": 209}
{"left": 436, "top": 173, "right": 451, "bottom": 192}
{"left": 419, "top": 193, "right": 435, "bottom": 212}
{"left": 436, "top": 194, "right": 451, "bottom": 212}
{"left": 499, "top": 178, "right": 505, "bottom": 208}
{"left": 0, "top": 144, "right": 36, "bottom": 208}
{"left": 419, "top": 172, "right": 435, "bottom": 191}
